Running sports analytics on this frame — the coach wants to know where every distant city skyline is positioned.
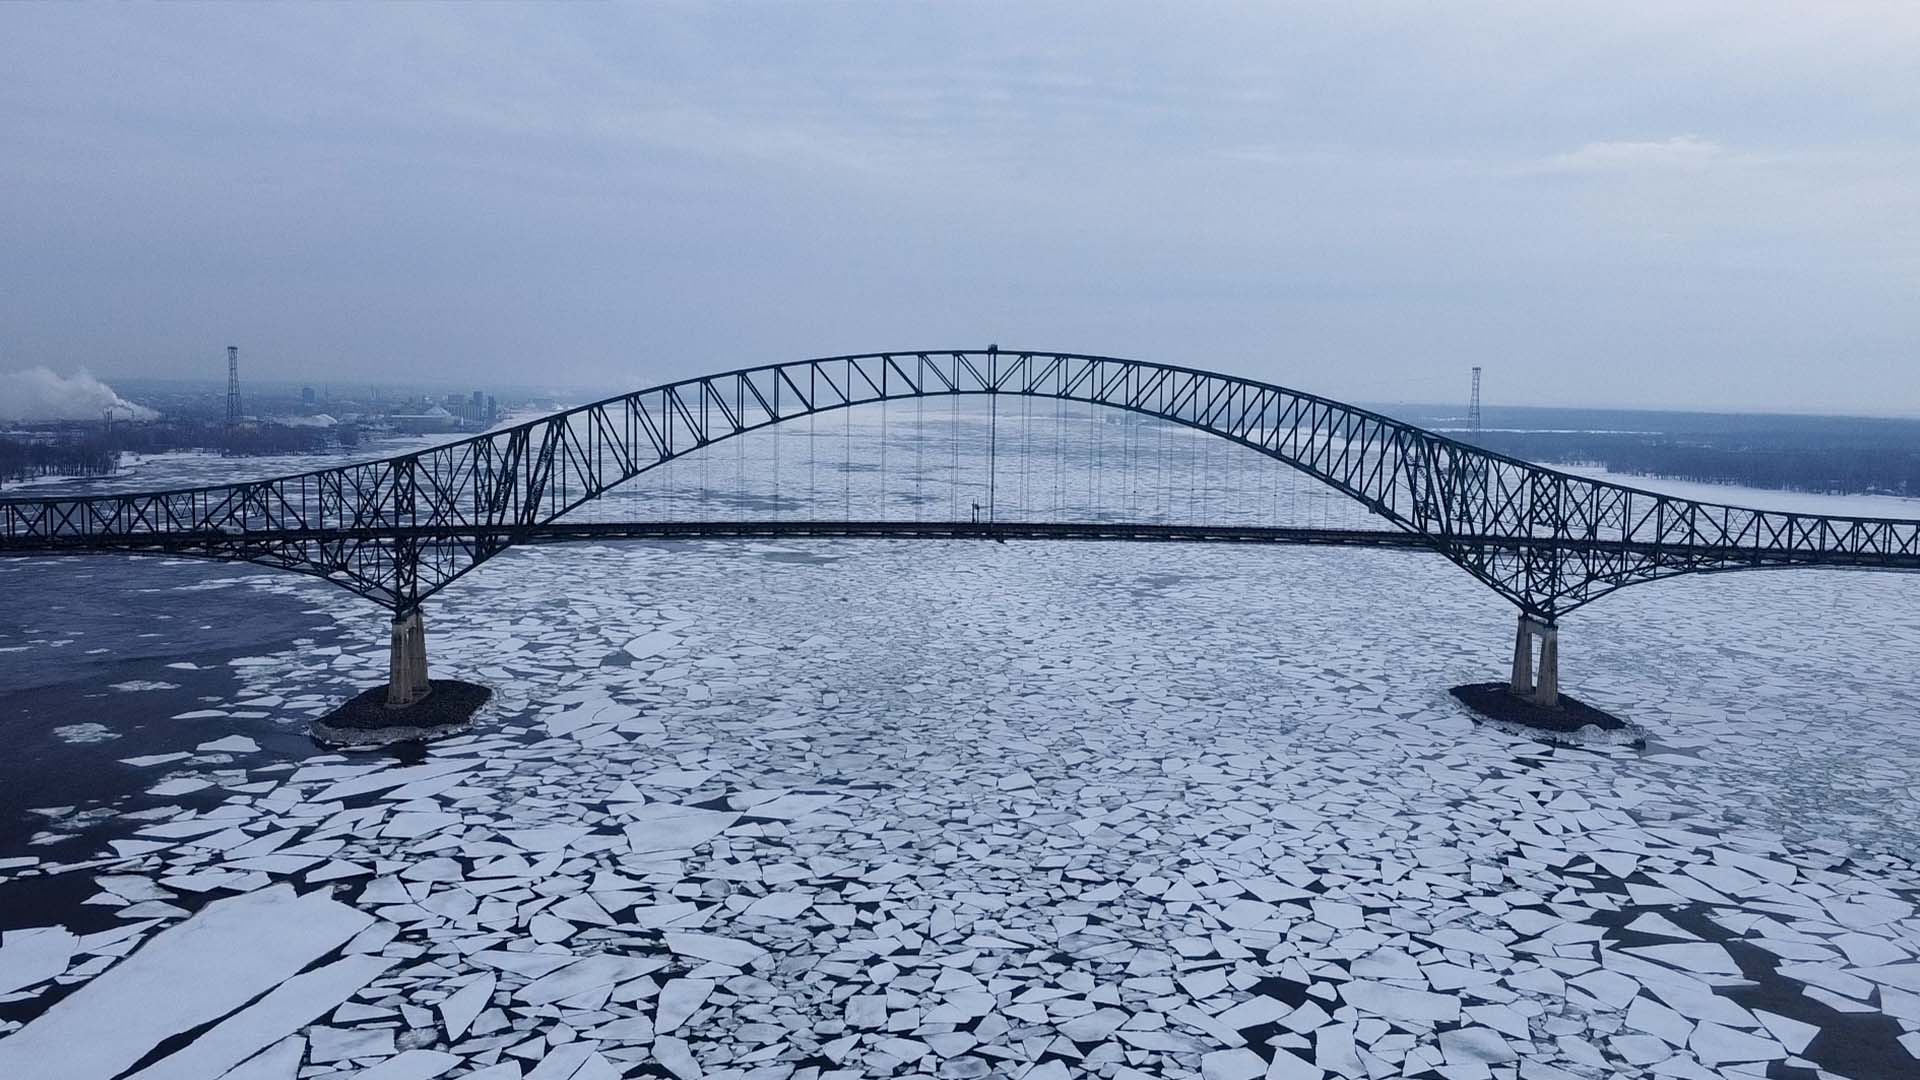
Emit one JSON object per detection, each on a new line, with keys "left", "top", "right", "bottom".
{"left": 3, "top": 4, "right": 1916, "bottom": 415}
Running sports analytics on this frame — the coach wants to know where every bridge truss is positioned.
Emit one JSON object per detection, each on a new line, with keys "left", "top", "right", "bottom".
{"left": 7, "top": 349, "right": 1920, "bottom": 626}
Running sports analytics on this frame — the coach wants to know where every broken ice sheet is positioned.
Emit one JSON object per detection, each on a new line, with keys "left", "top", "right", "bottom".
{"left": 623, "top": 803, "right": 738, "bottom": 854}
{"left": 7, "top": 537, "right": 1920, "bottom": 1080}
{"left": 0, "top": 885, "right": 371, "bottom": 1079}
{"left": 0, "top": 926, "right": 76, "bottom": 996}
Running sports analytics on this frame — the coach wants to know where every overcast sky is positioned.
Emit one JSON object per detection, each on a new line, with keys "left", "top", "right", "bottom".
{"left": 3, "top": 3, "right": 1916, "bottom": 414}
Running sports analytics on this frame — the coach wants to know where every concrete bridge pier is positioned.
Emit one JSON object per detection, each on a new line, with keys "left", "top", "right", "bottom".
{"left": 387, "top": 609, "right": 431, "bottom": 707}
{"left": 1509, "top": 614, "right": 1559, "bottom": 708}
{"left": 312, "top": 605, "right": 488, "bottom": 745}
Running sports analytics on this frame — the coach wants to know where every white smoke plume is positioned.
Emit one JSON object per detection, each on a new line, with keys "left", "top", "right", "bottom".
{"left": 0, "top": 367, "right": 159, "bottom": 422}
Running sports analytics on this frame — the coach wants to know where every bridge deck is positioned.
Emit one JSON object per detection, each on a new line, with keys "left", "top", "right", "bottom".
{"left": 9, "top": 518, "right": 1920, "bottom": 576}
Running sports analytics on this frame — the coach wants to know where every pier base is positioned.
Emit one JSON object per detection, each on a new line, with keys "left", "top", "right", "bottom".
{"left": 1452, "top": 612, "right": 1641, "bottom": 745}
{"left": 312, "top": 680, "right": 492, "bottom": 748}
{"left": 387, "top": 609, "right": 431, "bottom": 708}
{"left": 1509, "top": 614, "right": 1559, "bottom": 708}
{"left": 312, "top": 607, "right": 490, "bottom": 746}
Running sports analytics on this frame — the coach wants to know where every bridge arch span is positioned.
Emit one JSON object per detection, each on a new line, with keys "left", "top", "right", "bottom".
{"left": 9, "top": 347, "right": 1920, "bottom": 708}
{"left": 8, "top": 348, "right": 1920, "bottom": 623}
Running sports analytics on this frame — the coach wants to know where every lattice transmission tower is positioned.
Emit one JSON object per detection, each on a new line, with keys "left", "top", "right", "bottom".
{"left": 225, "top": 345, "right": 242, "bottom": 428}
{"left": 1469, "top": 365, "right": 1482, "bottom": 433}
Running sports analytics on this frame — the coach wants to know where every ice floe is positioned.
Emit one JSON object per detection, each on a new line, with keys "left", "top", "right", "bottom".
{"left": 3, "top": 538, "right": 1920, "bottom": 1080}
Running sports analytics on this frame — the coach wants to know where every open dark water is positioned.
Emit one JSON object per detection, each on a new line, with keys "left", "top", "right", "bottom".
{"left": 0, "top": 557, "right": 340, "bottom": 891}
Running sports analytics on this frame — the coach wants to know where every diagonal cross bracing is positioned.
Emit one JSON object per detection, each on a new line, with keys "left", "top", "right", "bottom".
{"left": 7, "top": 348, "right": 1920, "bottom": 619}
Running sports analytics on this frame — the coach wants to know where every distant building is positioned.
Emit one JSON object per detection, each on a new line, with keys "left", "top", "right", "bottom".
{"left": 382, "top": 391, "right": 496, "bottom": 433}
{"left": 301, "top": 386, "right": 317, "bottom": 407}
{"left": 442, "top": 390, "right": 498, "bottom": 429}
{"left": 389, "top": 405, "right": 461, "bottom": 434}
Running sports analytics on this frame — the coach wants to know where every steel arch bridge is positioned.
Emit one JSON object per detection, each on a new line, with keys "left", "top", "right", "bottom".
{"left": 6, "top": 348, "right": 1920, "bottom": 705}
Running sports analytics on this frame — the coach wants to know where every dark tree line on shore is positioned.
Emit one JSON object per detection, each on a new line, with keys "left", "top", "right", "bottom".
{"left": 1466, "top": 431, "right": 1920, "bottom": 498}
{"left": 0, "top": 422, "right": 336, "bottom": 490}
{"left": 0, "top": 436, "right": 119, "bottom": 486}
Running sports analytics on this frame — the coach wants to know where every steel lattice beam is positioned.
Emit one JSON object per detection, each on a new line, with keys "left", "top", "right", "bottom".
{"left": 8, "top": 347, "right": 1920, "bottom": 620}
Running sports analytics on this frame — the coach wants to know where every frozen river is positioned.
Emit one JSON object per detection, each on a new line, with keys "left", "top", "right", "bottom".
{"left": 6, "top": 408, "right": 1920, "bottom": 1079}
{"left": 2, "top": 526, "right": 1920, "bottom": 1079}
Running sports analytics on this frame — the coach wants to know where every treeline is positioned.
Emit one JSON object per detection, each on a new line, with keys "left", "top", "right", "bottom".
{"left": 103, "top": 421, "right": 334, "bottom": 457}
{"left": 0, "top": 437, "right": 119, "bottom": 486}
{"left": 0, "top": 422, "right": 337, "bottom": 490}
{"left": 1466, "top": 432, "right": 1920, "bottom": 497}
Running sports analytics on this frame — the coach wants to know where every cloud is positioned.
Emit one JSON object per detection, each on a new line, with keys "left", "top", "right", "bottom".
{"left": 1533, "top": 135, "right": 1727, "bottom": 176}
{"left": 1, "top": 7, "right": 1916, "bottom": 411}
{"left": 0, "top": 368, "right": 159, "bottom": 422}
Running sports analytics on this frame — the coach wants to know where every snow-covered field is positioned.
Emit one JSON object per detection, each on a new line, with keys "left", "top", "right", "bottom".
{"left": 2, "top": 536, "right": 1919, "bottom": 1080}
